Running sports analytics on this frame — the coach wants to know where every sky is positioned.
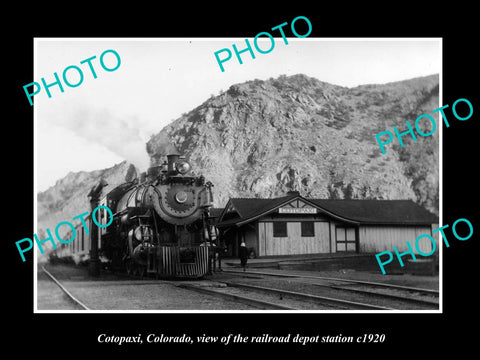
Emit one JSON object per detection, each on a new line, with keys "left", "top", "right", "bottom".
{"left": 35, "top": 38, "right": 441, "bottom": 192}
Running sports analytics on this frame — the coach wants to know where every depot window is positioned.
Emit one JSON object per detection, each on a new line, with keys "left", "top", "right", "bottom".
{"left": 273, "top": 222, "right": 288, "bottom": 237}
{"left": 301, "top": 222, "right": 315, "bottom": 237}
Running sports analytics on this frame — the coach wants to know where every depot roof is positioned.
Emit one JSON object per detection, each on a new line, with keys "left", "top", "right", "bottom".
{"left": 215, "top": 193, "right": 438, "bottom": 227}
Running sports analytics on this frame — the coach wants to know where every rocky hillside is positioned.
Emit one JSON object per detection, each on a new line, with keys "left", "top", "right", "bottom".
{"left": 38, "top": 73, "right": 439, "bottom": 234}
{"left": 147, "top": 73, "right": 439, "bottom": 214}
{"left": 37, "top": 161, "right": 136, "bottom": 235}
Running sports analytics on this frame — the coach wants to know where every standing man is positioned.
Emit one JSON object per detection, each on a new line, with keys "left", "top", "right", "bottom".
{"left": 239, "top": 242, "right": 248, "bottom": 272}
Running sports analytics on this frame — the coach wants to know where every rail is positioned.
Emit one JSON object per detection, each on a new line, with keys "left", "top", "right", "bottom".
{"left": 41, "top": 266, "right": 90, "bottom": 310}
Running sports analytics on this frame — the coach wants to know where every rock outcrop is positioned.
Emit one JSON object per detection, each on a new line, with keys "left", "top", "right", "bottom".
{"left": 38, "top": 73, "right": 439, "bottom": 235}
{"left": 147, "top": 74, "right": 439, "bottom": 213}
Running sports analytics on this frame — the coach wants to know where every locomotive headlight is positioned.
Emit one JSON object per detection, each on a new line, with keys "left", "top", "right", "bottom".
{"left": 175, "top": 161, "right": 191, "bottom": 175}
{"left": 175, "top": 191, "right": 188, "bottom": 204}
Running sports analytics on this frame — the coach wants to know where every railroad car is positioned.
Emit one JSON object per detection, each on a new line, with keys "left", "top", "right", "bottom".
{"left": 55, "top": 152, "right": 216, "bottom": 278}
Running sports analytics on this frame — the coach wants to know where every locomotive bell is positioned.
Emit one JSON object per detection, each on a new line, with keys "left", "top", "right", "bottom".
{"left": 161, "top": 161, "right": 168, "bottom": 173}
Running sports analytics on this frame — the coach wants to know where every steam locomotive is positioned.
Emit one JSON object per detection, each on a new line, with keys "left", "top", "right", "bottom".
{"left": 54, "top": 152, "right": 216, "bottom": 278}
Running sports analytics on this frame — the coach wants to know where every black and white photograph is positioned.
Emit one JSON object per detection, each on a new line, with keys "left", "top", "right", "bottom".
{"left": 7, "top": 7, "right": 478, "bottom": 355}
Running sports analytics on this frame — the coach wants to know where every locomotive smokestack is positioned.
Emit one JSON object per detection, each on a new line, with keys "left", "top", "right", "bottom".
{"left": 167, "top": 153, "right": 181, "bottom": 174}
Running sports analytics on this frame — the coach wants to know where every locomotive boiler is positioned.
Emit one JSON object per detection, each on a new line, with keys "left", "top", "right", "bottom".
{"left": 93, "top": 152, "right": 215, "bottom": 278}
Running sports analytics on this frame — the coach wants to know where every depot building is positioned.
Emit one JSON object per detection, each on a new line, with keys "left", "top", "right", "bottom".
{"left": 212, "top": 192, "right": 438, "bottom": 258}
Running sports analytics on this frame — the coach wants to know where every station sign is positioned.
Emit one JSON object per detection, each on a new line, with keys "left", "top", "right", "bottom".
{"left": 278, "top": 207, "right": 317, "bottom": 214}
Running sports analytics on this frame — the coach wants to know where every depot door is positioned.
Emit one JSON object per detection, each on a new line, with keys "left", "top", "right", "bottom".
{"left": 335, "top": 227, "right": 357, "bottom": 252}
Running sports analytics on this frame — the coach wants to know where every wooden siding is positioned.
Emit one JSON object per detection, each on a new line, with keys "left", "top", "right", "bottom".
{"left": 258, "top": 221, "right": 330, "bottom": 256}
{"left": 359, "top": 225, "right": 435, "bottom": 253}
{"left": 329, "top": 222, "right": 336, "bottom": 253}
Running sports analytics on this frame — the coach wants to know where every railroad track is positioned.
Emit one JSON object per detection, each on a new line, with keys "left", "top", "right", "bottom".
{"left": 39, "top": 265, "right": 260, "bottom": 310}
{"left": 178, "top": 281, "right": 393, "bottom": 310}
{"left": 39, "top": 264, "right": 438, "bottom": 311}
{"left": 220, "top": 268, "right": 439, "bottom": 310}
{"left": 177, "top": 283, "right": 295, "bottom": 310}
{"left": 40, "top": 266, "right": 90, "bottom": 310}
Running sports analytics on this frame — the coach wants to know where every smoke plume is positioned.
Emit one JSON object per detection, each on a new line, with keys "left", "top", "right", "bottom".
{"left": 58, "top": 107, "right": 151, "bottom": 172}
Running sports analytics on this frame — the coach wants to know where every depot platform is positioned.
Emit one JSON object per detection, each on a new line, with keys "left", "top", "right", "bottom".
{"left": 219, "top": 252, "right": 437, "bottom": 276}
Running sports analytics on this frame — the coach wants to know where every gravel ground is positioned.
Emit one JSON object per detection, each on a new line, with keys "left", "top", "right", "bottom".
{"left": 38, "top": 263, "right": 256, "bottom": 311}
{"left": 37, "top": 270, "right": 83, "bottom": 310}
{"left": 37, "top": 263, "right": 439, "bottom": 311}
{"left": 306, "top": 270, "right": 440, "bottom": 291}
{"left": 221, "top": 266, "right": 440, "bottom": 291}
{"left": 61, "top": 280, "right": 257, "bottom": 310}
{"left": 197, "top": 284, "right": 338, "bottom": 310}
{"left": 219, "top": 277, "right": 438, "bottom": 310}
{"left": 210, "top": 271, "right": 439, "bottom": 310}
